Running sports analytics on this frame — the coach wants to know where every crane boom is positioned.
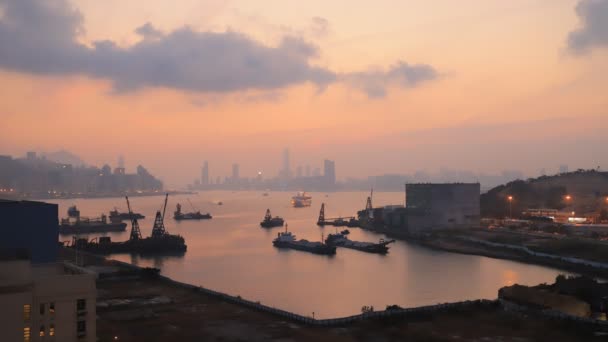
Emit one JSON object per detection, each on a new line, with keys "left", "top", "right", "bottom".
{"left": 162, "top": 193, "right": 168, "bottom": 221}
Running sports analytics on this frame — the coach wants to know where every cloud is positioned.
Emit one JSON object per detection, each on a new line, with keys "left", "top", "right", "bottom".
{"left": 134, "top": 22, "right": 163, "bottom": 40}
{"left": 0, "top": 0, "right": 438, "bottom": 97}
{"left": 567, "top": 0, "right": 608, "bottom": 54}
{"left": 342, "top": 61, "right": 438, "bottom": 98}
{"left": 310, "top": 16, "right": 330, "bottom": 38}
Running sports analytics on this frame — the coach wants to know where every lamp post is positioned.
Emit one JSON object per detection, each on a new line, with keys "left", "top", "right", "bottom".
{"left": 507, "top": 196, "right": 513, "bottom": 219}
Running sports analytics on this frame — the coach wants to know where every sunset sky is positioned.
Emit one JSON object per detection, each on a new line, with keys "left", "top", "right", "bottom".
{"left": 1, "top": 0, "right": 607, "bottom": 186}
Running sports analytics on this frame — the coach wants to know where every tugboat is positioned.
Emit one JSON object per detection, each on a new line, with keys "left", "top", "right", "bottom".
{"left": 325, "top": 231, "right": 395, "bottom": 254}
{"left": 173, "top": 201, "right": 212, "bottom": 220}
{"left": 291, "top": 191, "right": 312, "bottom": 208}
{"left": 260, "top": 209, "right": 284, "bottom": 228}
{"left": 272, "top": 226, "right": 336, "bottom": 255}
{"left": 59, "top": 206, "right": 126, "bottom": 234}
{"left": 70, "top": 195, "right": 187, "bottom": 255}
{"left": 109, "top": 208, "right": 145, "bottom": 221}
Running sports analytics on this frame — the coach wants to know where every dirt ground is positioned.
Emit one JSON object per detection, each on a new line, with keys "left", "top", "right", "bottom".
{"left": 96, "top": 276, "right": 604, "bottom": 342}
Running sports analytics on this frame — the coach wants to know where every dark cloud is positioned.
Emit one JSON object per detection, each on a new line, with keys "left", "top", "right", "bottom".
{"left": 0, "top": 0, "right": 438, "bottom": 97}
{"left": 342, "top": 61, "right": 438, "bottom": 98}
{"left": 568, "top": 0, "right": 608, "bottom": 54}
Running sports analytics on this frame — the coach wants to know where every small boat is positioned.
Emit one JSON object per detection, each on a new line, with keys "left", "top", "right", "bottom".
{"left": 272, "top": 226, "right": 335, "bottom": 255}
{"left": 173, "top": 203, "right": 212, "bottom": 220}
{"left": 217, "top": 201, "right": 223, "bottom": 206}
{"left": 260, "top": 209, "right": 284, "bottom": 228}
{"left": 340, "top": 229, "right": 350, "bottom": 235}
{"left": 262, "top": 193, "right": 269, "bottom": 197}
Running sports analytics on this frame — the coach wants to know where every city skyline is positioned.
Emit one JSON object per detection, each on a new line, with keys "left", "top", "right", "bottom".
{"left": 1, "top": 0, "right": 607, "bottom": 186}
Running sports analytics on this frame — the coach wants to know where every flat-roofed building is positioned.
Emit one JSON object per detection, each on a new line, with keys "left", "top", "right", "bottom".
{"left": 0, "top": 259, "right": 96, "bottom": 342}
{"left": 0, "top": 200, "right": 58, "bottom": 263}
{"left": 405, "top": 183, "right": 480, "bottom": 232}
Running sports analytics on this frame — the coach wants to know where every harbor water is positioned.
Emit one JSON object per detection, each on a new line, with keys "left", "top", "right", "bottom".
{"left": 50, "top": 191, "right": 569, "bottom": 318}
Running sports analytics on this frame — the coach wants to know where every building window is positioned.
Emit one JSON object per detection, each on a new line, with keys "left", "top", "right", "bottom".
{"left": 77, "top": 320, "right": 86, "bottom": 335}
{"left": 23, "top": 327, "right": 31, "bottom": 342}
{"left": 23, "top": 304, "right": 31, "bottom": 321}
{"left": 77, "top": 299, "right": 86, "bottom": 311}
{"left": 49, "top": 302, "right": 55, "bottom": 314}
{"left": 49, "top": 324, "right": 55, "bottom": 337}
{"left": 39, "top": 326, "right": 45, "bottom": 337}
{"left": 40, "top": 303, "right": 45, "bottom": 315}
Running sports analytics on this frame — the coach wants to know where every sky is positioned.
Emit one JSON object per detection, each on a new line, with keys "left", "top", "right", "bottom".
{"left": 1, "top": 0, "right": 607, "bottom": 187}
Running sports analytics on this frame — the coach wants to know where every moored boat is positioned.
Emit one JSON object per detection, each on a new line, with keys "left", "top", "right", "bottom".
{"left": 260, "top": 209, "right": 284, "bottom": 228}
{"left": 272, "top": 226, "right": 335, "bottom": 255}
{"left": 59, "top": 206, "right": 126, "bottom": 234}
{"left": 325, "top": 232, "right": 395, "bottom": 254}
{"left": 174, "top": 203, "right": 212, "bottom": 220}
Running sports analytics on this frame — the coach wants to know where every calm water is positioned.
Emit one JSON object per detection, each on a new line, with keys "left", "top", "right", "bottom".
{"left": 51, "top": 191, "right": 569, "bottom": 318}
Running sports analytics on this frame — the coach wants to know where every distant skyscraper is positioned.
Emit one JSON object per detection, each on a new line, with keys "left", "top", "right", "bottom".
{"left": 118, "top": 155, "right": 125, "bottom": 168}
{"left": 559, "top": 164, "right": 569, "bottom": 174}
{"left": 232, "top": 163, "right": 240, "bottom": 180}
{"left": 201, "top": 161, "right": 209, "bottom": 186}
{"left": 296, "top": 165, "right": 303, "bottom": 178}
{"left": 282, "top": 148, "right": 291, "bottom": 178}
{"left": 216, "top": 176, "right": 221, "bottom": 185}
{"left": 324, "top": 159, "right": 336, "bottom": 185}
{"left": 305, "top": 165, "right": 311, "bottom": 177}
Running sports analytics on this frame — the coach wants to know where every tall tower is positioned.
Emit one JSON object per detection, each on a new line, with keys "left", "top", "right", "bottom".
{"left": 118, "top": 155, "right": 125, "bottom": 168}
{"left": 201, "top": 161, "right": 209, "bottom": 186}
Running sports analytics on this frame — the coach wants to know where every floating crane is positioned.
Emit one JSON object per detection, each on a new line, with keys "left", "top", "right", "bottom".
{"left": 317, "top": 203, "right": 357, "bottom": 227}
{"left": 125, "top": 196, "right": 142, "bottom": 241}
{"left": 151, "top": 193, "right": 168, "bottom": 238}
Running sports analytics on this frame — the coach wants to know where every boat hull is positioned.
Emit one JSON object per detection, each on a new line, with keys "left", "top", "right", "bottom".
{"left": 273, "top": 241, "right": 336, "bottom": 255}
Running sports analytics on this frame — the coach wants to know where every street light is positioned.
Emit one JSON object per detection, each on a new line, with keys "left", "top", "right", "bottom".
{"left": 507, "top": 196, "right": 513, "bottom": 219}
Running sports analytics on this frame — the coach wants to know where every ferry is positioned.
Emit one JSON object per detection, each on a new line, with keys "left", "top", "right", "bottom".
{"left": 291, "top": 191, "right": 312, "bottom": 208}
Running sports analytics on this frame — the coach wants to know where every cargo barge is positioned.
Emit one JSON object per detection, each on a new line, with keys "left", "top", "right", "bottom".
{"left": 59, "top": 206, "right": 126, "bottom": 234}
{"left": 325, "top": 232, "right": 395, "bottom": 254}
{"left": 272, "top": 227, "right": 335, "bottom": 255}
{"left": 174, "top": 203, "right": 212, "bottom": 220}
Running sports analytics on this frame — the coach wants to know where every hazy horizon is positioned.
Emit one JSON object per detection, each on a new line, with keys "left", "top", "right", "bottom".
{"left": 1, "top": 0, "right": 607, "bottom": 187}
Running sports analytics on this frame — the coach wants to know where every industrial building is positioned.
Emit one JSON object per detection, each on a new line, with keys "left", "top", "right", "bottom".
{"left": 362, "top": 183, "right": 480, "bottom": 233}
{"left": 404, "top": 183, "right": 480, "bottom": 232}
{"left": 0, "top": 200, "right": 58, "bottom": 263}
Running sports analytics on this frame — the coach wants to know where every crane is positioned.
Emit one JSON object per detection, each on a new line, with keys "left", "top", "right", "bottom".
{"left": 125, "top": 196, "right": 141, "bottom": 240}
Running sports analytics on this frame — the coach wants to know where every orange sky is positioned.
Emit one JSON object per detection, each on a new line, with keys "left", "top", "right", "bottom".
{"left": 1, "top": 0, "right": 607, "bottom": 186}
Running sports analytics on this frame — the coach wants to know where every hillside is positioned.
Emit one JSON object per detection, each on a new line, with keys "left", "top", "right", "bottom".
{"left": 481, "top": 170, "right": 608, "bottom": 218}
